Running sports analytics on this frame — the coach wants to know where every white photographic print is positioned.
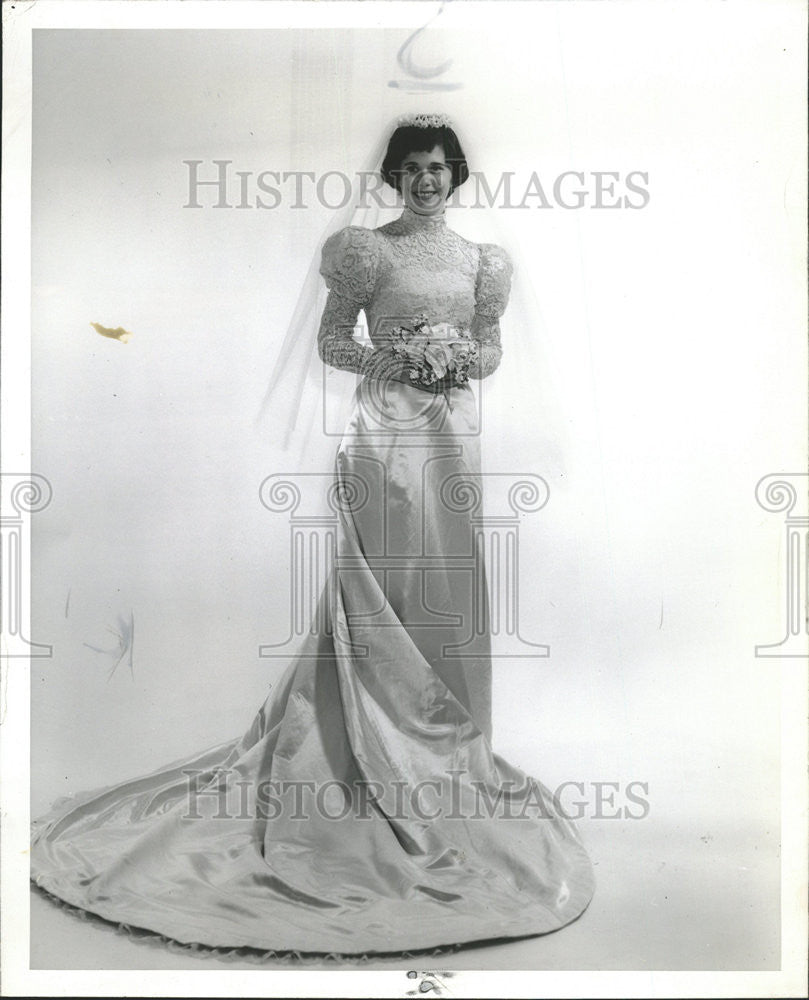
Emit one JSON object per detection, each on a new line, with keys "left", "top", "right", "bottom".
{"left": 1, "top": 1, "right": 806, "bottom": 997}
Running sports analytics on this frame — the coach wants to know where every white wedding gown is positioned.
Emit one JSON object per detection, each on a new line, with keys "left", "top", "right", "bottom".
{"left": 31, "top": 207, "right": 595, "bottom": 957}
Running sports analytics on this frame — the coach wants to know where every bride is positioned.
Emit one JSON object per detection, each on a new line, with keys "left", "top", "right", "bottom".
{"left": 31, "top": 114, "right": 595, "bottom": 957}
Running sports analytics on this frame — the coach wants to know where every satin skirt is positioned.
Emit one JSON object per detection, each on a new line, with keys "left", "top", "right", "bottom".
{"left": 31, "top": 380, "right": 595, "bottom": 956}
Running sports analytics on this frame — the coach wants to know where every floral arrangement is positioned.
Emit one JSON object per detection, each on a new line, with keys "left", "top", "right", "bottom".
{"left": 390, "top": 315, "right": 479, "bottom": 394}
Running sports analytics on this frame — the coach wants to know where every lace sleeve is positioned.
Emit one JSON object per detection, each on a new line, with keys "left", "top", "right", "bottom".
{"left": 318, "top": 227, "right": 378, "bottom": 375}
{"left": 469, "top": 244, "right": 513, "bottom": 379}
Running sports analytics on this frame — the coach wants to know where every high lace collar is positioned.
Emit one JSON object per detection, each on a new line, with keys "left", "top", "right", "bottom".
{"left": 399, "top": 206, "right": 447, "bottom": 232}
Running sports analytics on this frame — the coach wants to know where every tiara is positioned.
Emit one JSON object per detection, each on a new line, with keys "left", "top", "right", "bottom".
{"left": 397, "top": 112, "right": 454, "bottom": 129}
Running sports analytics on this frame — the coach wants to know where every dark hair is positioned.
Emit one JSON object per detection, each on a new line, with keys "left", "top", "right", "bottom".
{"left": 381, "top": 125, "right": 470, "bottom": 194}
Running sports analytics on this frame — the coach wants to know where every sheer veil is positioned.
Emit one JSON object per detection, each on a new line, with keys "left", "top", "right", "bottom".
{"left": 256, "top": 114, "right": 571, "bottom": 491}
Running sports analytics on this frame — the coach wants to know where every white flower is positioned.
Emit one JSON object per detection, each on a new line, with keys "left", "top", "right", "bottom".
{"left": 450, "top": 341, "right": 472, "bottom": 365}
{"left": 429, "top": 321, "right": 453, "bottom": 342}
{"left": 424, "top": 342, "right": 451, "bottom": 378}
{"left": 403, "top": 332, "right": 429, "bottom": 360}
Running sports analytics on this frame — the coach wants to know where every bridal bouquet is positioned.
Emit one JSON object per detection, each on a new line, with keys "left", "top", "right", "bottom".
{"left": 389, "top": 315, "right": 479, "bottom": 393}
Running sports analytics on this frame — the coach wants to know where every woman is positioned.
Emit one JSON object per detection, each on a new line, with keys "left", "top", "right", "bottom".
{"left": 31, "top": 115, "right": 594, "bottom": 958}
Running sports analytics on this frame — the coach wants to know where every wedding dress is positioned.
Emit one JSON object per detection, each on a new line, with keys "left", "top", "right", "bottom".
{"left": 31, "top": 207, "right": 595, "bottom": 957}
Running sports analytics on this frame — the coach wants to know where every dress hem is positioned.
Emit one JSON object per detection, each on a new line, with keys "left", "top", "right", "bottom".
{"left": 32, "top": 880, "right": 578, "bottom": 965}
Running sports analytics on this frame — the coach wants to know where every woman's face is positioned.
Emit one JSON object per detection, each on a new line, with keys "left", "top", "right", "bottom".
{"left": 399, "top": 145, "right": 452, "bottom": 216}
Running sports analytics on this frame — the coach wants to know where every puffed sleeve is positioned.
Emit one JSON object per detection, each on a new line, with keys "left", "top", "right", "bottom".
{"left": 317, "top": 226, "right": 379, "bottom": 375}
{"left": 469, "top": 243, "right": 513, "bottom": 379}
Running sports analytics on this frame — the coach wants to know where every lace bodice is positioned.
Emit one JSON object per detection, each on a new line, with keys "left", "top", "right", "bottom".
{"left": 318, "top": 208, "right": 512, "bottom": 380}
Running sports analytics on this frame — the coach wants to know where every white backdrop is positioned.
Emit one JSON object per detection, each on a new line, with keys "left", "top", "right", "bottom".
{"left": 26, "top": 4, "right": 805, "bottom": 973}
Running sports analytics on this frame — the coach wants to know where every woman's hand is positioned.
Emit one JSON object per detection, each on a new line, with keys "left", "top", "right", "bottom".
{"left": 363, "top": 345, "right": 410, "bottom": 384}
{"left": 364, "top": 345, "right": 465, "bottom": 394}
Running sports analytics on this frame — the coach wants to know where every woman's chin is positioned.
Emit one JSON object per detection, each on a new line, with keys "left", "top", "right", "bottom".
{"left": 407, "top": 196, "right": 444, "bottom": 215}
